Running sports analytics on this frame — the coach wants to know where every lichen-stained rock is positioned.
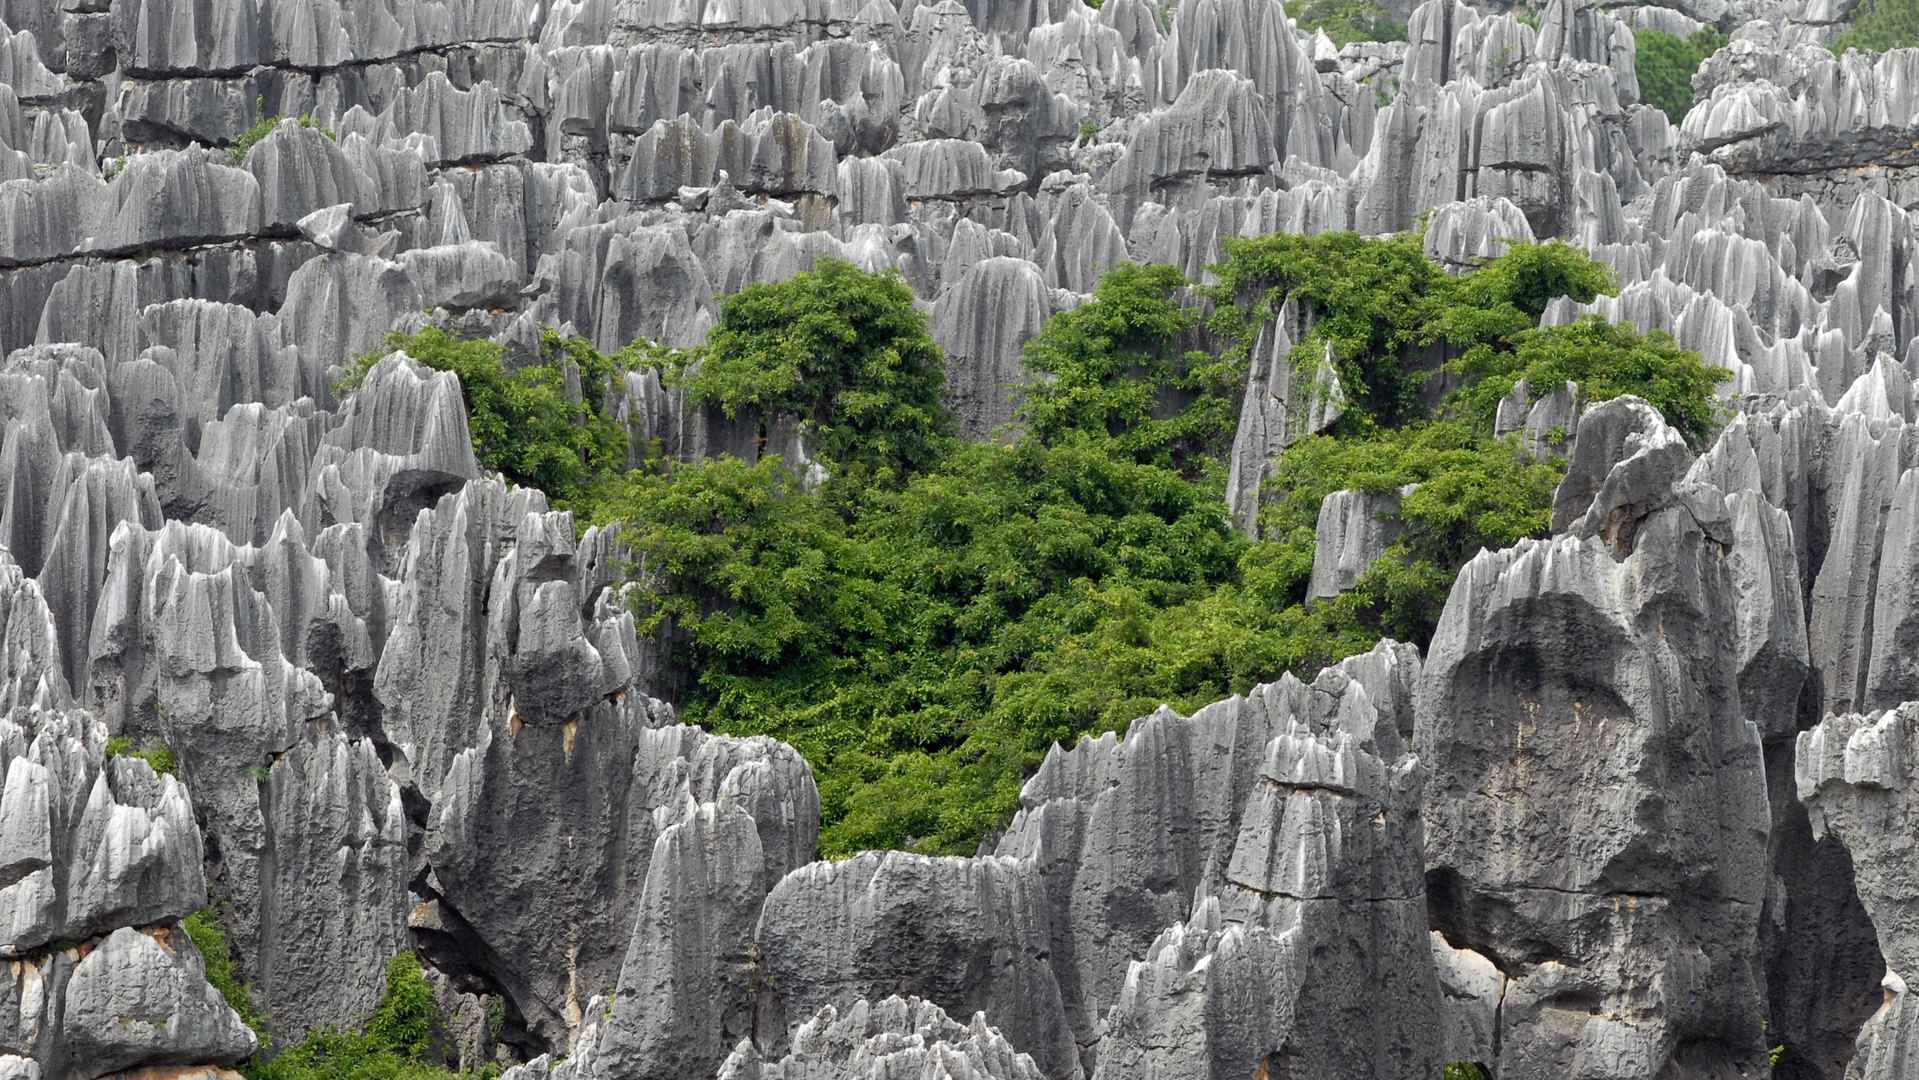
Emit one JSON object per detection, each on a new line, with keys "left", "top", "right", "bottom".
{"left": 1807, "top": 411, "right": 1907, "bottom": 717}
{"left": 275, "top": 254, "right": 426, "bottom": 391}
{"left": 1796, "top": 704, "right": 1919, "bottom": 1080}
{"left": 1423, "top": 195, "right": 1536, "bottom": 272}
{"left": 255, "top": 724, "right": 409, "bottom": 1042}
{"left": 340, "top": 74, "right": 533, "bottom": 168}
{"left": 754, "top": 851, "right": 1078, "bottom": 1080}
{"left": 426, "top": 716, "right": 819, "bottom": 1055}
{"left": 0, "top": 708, "right": 204, "bottom": 958}
{"left": 137, "top": 300, "right": 315, "bottom": 451}
{"left": 1417, "top": 398, "right": 1773, "bottom": 1077}
{"left": 1101, "top": 70, "right": 1274, "bottom": 231}
{"left": 244, "top": 120, "right": 378, "bottom": 232}
{"left": 0, "top": 707, "right": 251, "bottom": 1076}
{"left": 932, "top": 256, "right": 1051, "bottom": 439}
{"left": 717, "top": 995, "right": 1049, "bottom": 1080}
{"left": 1084, "top": 627, "right": 1435, "bottom": 1080}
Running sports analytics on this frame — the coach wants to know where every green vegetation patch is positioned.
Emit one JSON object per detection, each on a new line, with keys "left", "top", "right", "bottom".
{"left": 1830, "top": 0, "right": 1919, "bottom": 54}
{"left": 105, "top": 735, "right": 178, "bottom": 778}
{"left": 340, "top": 328, "right": 629, "bottom": 513}
{"left": 326, "top": 239, "right": 1722, "bottom": 857}
{"left": 1293, "top": 0, "right": 1409, "bottom": 45}
{"left": 1635, "top": 27, "right": 1728, "bottom": 124}
{"left": 227, "top": 98, "right": 337, "bottom": 166}
{"left": 574, "top": 238, "right": 1722, "bottom": 856}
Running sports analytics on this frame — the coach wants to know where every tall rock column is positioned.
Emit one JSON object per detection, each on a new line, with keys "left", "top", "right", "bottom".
{"left": 1416, "top": 398, "right": 1774, "bottom": 1078}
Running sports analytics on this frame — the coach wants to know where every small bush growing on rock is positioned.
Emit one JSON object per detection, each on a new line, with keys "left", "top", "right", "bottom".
{"left": 184, "top": 908, "right": 268, "bottom": 1044}
{"left": 104, "top": 734, "right": 178, "bottom": 777}
{"left": 227, "top": 97, "right": 336, "bottom": 165}
{"left": 340, "top": 327, "right": 627, "bottom": 513}
{"left": 248, "top": 950, "right": 498, "bottom": 1080}
{"left": 647, "top": 257, "right": 951, "bottom": 484}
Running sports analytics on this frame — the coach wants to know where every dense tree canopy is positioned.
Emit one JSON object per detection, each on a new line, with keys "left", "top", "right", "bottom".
{"left": 581, "top": 234, "right": 1723, "bottom": 854}
{"left": 1830, "top": 0, "right": 1919, "bottom": 54}
{"left": 1635, "top": 28, "right": 1728, "bottom": 124}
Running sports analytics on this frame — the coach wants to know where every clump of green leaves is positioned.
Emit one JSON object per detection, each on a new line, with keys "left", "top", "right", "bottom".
{"left": 227, "top": 97, "right": 336, "bottom": 166}
{"left": 105, "top": 735, "right": 178, "bottom": 777}
{"left": 646, "top": 257, "right": 950, "bottom": 484}
{"left": 1635, "top": 27, "right": 1728, "bottom": 124}
{"left": 1830, "top": 0, "right": 1919, "bottom": 53}
{"left": 249, "top": 952, "right": 498, "bottom": 1080}
{"left": 1293, "top": 0, "right": 1408, "bottom": 45}
{"left": 185, "top": 908, "right": 269, "bottom": 1044}
{"left": 338, "top": 328, "right": 627, "bottom": 512}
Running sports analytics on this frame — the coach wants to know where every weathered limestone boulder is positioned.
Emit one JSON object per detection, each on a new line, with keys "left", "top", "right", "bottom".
{"left": 994, "top": 641, "right": 1422, "bottom": 1068}
{"left": 932, "top": 256, "right": 1052, "bottom": 438}
{"left": 425, "top": 718, "right": 819, "bottom": 1054}
{"left": 1417, "top": 399, "right": 1774, "bottom": 1078}
{"left": 754, "top": 852, "right": 1078, "bottom": 1080}
{"left": 1797, "top": 704, "right": 1919, "bottom": 1080}
{"left": 0, "top": 707, "right": 254, "bottom": 1076}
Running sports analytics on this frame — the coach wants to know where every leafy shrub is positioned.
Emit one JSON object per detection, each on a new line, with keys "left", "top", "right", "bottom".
{"left": 1635, "top": 28, "right": 1728, "bottom": 124}
{"left": 1447, "top": 316, "right": 1729, "bottom": 446}
{"left": 1293, "top": 0, "right": 1408, "bottom": 44}
{"left": 647, "top": 257, "right": 951, "bottom": 483}
{"left": 339, "top": 328, "right": 627, "bottom": 512}
{"left": 1830, "top": 0, "right": 1919, "bottom": 53}
{"left": 184, "top": 908, "right": 268, "bottom": 1043}
{"left": 248, "top": 951, "right": 497, "bottom": 1080}
{"left": 105, "top": 734, "right": 178, "bottom": 777}
{"left": 227, "top": 97, "right": 336, "bottom": 166}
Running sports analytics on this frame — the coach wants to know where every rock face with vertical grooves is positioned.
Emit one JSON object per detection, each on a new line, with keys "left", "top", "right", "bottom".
{"left": 1418, "top": 397, "right": 1776, "bottom": 1079}
{"left": 3, "top": 0, "right": 1919, "bottom": 1074}
{"left": 0, "top": 706, "right": 255, "bottom": 1077}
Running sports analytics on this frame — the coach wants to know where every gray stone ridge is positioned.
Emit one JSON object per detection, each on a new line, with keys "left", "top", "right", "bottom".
{"left": 0, "top": 0, "right": 1917, "bottom": 1075}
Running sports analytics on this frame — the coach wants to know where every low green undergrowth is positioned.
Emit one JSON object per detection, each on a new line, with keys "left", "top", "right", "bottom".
{"left": 228, "top": 97, "right": 337, "bottom": 166}
{"left": 105, "top": 735, "right": 177, "bottom": 777}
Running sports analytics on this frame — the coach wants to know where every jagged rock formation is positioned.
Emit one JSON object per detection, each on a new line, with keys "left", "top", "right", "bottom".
{"left": 2, "top": 0, "right": 1918, "bottom": 1075}
{"left": 1418, "top": 397, "right": 1778, "bottom": 1077}
{"left": 0, "top": 706, "right": 255, "bottom": 1078}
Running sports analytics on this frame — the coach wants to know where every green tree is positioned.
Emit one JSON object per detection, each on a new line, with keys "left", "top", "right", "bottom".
{"left": 1447, "top": 316, "right": 1729, "bottom": 446}
{"left": 1020, "top": 262, "right": 1237, "bottom": 473}
{"left": 650, "top": 258, "right": 951, "bottom": 483}
{"left": 1830, "top": 0, "right": 1919, "bottom": 53}
{"left": 1293, "top": 0, "right": 1409, "bottom": 44}
{"left": 1635, "top": 28, "right": 1728, "bottom": 124}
